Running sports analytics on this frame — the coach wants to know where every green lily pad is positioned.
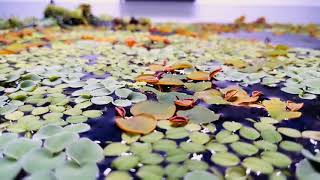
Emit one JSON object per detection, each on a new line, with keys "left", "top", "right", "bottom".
{"left": 184, "top": 160, "right": 209, "bottom": 171}
{"left": 104, "top": 143, "right": 130, "bottom": 156}
{"left": 21, "top": 148, "right": 65, "bottom": 173}
{"left": 180, "top": 142, "right": 206, "bottom": 153}
{"left": 277, "top": 127, "right": 301, "bottom": 138}
{"left": 223, "top": 121, "right": 242, "bottom": 132}
{"left": 0, "top": 157, "right": 21, "bottom": 180}
{"left": 211, "top": 152, "right": 240, "bottom": 167}
{"left": 112, "top": 99, "right": 132, "bottom": 107}
{"left": 177, "top": 106, "right": 220, "bottom": 124}
{"left": 296, "top": 159, "right": 320, "bottom": 180}
{"left": 130, "top": 142, "right": 152, "bottom": 155}
{"left": 206, "top": 143, "right": 228, "bottom": 152}
{"left": 115, "top": 88, "right": 133, "bottom": 98}
{"left": 189, "top": 131, "right": 210, "bottom": 144}
{"left": 166, "top": 127, "right": 189, "bottom": 139}
{"left": 230, "top": 142, "right": 259, "bottom": 156}
{"left": 140, "top": 131, "right": 164, "bottom": 143}
{"left": 91, "top": 96, "right": 113, "bottom": 105}
{"left": 166, "top": 149, "right": 189, "bottom": 163}
{"left": 216, "top": 130, "right": 239, "bottom": 143}
{"left": 253, "top": 140, "right": 278, "bottom": 151}
{"left": 225, "top": 167, "right": 247, "bottom": 180}
{"left": 44, "top": 132, "right": 79, "bottom": 153}
{"left": 261, "top": 151, "right": 292, "bottom": 168}
{"left": 66, "top": 138, "right": 104, "bottom": 165}
{"left": 55, "top": 161, "right": 99, "bottom": 180}
{"left": 279, "top": 140, "right": 303, "bottom": 152}
{"left": 153, "top": 139, "right": 177, "bottom": 152}
{"left": 82, "top": 110, "right": 103, "bottom": 118}
{"left": 4, "top": 138, "right": 41, "bottom": 160}
{"left": 242, "top": 157, "right": 274, "bottom": 174}
{"left": 139, "top": 153, "right": 164, "bottom": 165}
{"left": 239, "top": 126, "right": 260, "bottom": 140}
{"left": 261, "top": 129, "right": 282, "bottom": 143}
{"left": 112, "top": 155, "right": 139, "bottom": 170}
{"left": 121, "top": 133, "right": 141, "bottom": 144}
{"left": 184, "top": 170, "right": 219, "bottom": 180}
{"left": 106, "top": 171, "right": 132, "bottom": 180}
{"left": 0, "top": 133, "right": 18, "bottom": 149}
{"left": 63, "top": 123, "right": 91, "bottom": 133}
{"left": 137, "top": 165, "right": 164, "bottom": 180}
{"left": 165, "top": 163, "right": 188, "bottom": 178}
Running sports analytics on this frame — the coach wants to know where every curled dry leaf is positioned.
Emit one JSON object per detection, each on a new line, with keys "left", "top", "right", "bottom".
{"left": 115, "top": 114, "right": 157, "bottom": 135}
{"left": 175, "top": 98, "right": 195, "bottom": 107}
{"left": 169, "top": 116, "right": 189, "bottom": 127}
{"left": 135, "top": 74, "right": 159, "bottom": 84}
{"left": 209, "top": 67, "right": 222, "bottom": 79}
{"left": 115, "top": 107, "right": 126, "bottom": 117}
{"left": 187, "top": 71, "right": 210, "bottom": 81}
{"left": 286, "top": 100, "right": 304, "bottom": 111}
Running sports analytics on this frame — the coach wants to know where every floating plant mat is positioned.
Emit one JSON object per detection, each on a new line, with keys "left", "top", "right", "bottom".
{"left": 0, "top": 24, "right": 320, "bottom": 180}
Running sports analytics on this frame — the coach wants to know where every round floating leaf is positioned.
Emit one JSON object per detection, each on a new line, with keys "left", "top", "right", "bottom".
{"left": 166, "top": 149, "right": 189, "bottom": 163}
{"left": 184, "top": 170, "right": 219, "bottom": 180}
{"left": 166, "top": 127, "right": 189, "bottom": 139}
{"left": 121, "top": 133, "right": 140, "bottom": 144}
{"left": 55, "top": 161, "right": 98, "bottom": 180}
{"left": 140, "top": 131, "right": 164, "bottom": 143}
{"left": 4, "top": 111, "right": 24, "bottom": 121}
{"left": 279, "top": 141, "right": 303, "bottom": 152}
{"left": 254, "top": 140, "right": 278, "bottom": 151}
{"left": 281, "top": 86, "right": 303, "bottom": 95}
{"left": 130, "top": 101, "right": 176, "bottom": 119}
{"left": 91, "top": 96, "right": 113, "bottom": 105}
{"left": 165, "top": 163, "right": 188, "bottom": 178}
{"left": 261, "top": 151, "right": 292, "bottom": 168}
{"left": 104, "top": 143, "right": 130, "bottom": 156}
{"left": 206, "top": 143, "right": 228, "bottom": 152}
{"left": 112, "top": 155, "right": 139, "bottom": 170}
{"left": 239, "top": 127, "right": 260, "bottom": 140}
{"left": 242, "top": 157, "right": 274, "bottom": 174}
{"left": 153, "top": 139, "right": 177, "bottom": 152}
{"left": 211, "top": 152, "right": 240, "bottom": 167}
{"left": 127, "top": 92, "right": 147, "bottom": 103}
{"left": 184, "top": 123, "right": 201, "bottom": 131}
{"left": 187, "top": 71, "right": 210, "bottom": 81}
{"left": 225, "top": 167, "right": 247, "bottom": 180}
{"left": 74, "top": 101, "right": 92, "bottom": 109}
{"left": 130, "top": 142, "right": 152, "bottom": 155}
{"left": 157, "top": 77, "right": 184, "bottom": 86}
{"left": 0, "top": 133, "right": 18, "bottom": 149}
{"left": 31, "top": 107, "right": 49, "bottom": 115}
{"left": 189, "top": 131, "right": 210, "bottom": 144}
{"left": 20, "top": 80, "right": 37, "bottom": 91}
{"left": 112, "top": 99, "right": 132, "bottom": 107}
{"left": 140, "top": 153, "right": 164, "bottom": 164}
{"left": 137, "top": 165, "right": 164, "bottom": 180}
{"left": 254, "top": 122, "right": 276, "bottom": 131}
{"left": 296, "top": 159, "right": 320, "bottom": 180}
{"left": 66, "top": 115, "right": 88, "bottom": 123}
{"left": 216, "top": 130, "right": 239, "bottom": 144}
{"left": 184, "top": 160, "right": 208, "bottom": 171}
{"left": 115, "top": 114, "right": 157, "bottom": 135}
{"left": 21, "top": 148, "right": 65, "bottom": 173}
{"left": 0, "top": 158, "right": 21, "bottom": 180}
{"left": 24, "top": 171, "right": 56, "bottom": 180}
{"left": 66, "top": 138, "right": 104, "bottom": 165}
{"left": 302, "top": 130, "right": 320, "bottom": 141}
{"left": 82, "top": 110, "right": 103, "bottom": 118}
{"left": 230, "top": 142, "right": 259, "bottom": 156}
{"left": 33, "top": 125, "right": 64, "bottom": 139}
{"left": 180, "top": 142, "right": 205, "bottom": 153}
{"left": 261, "top": 129, "right": 282, "bottom": 143}
{"left": 115, "top": 88, "right": 133, "bottom": 98}
{"left": 277, "top": 127, "right": 301, "bottom": 138}
{"left": 4, "top": 138, "right": 41, "bottom": 160}
{"left": 223, "top": 121, "right": 242, "bottom": 132}
{"left": 177, "top": 106, "right": 220, "bottom": 124}
{"left": 63, "top": 123, "right": 91, "bottom": 133}
{"left": 157, "top": 120, "right": 173, "bottom": 130}
{"left": 64, "top": 108, "right": 82, "bottom": 116}
{"left": 106, "top": 171, "right": 132, "bottom": 180}
{"left": 0, "top": 104, "right": 18, "bottom": 115}
{"left": 44, "top": 132, "right": 79, "bottom": 153}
